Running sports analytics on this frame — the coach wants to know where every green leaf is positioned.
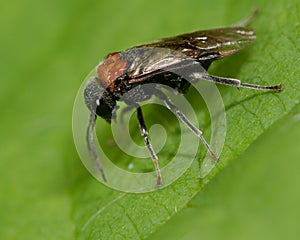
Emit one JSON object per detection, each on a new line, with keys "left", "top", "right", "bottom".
{"left": 148, "top": 102, "right": 300, "bottom": 240}
{"left": 0, "top": 0, "right": 299, "bottom": 240}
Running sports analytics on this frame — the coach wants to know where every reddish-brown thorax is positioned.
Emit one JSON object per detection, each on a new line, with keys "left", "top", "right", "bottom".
{"left": 97, "top": 52, "right": 127, "bottom": 91}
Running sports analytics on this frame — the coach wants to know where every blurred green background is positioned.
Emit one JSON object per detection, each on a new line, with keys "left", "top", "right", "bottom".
{"left": 0, "top": 0, "right": 299, "bottom": 240}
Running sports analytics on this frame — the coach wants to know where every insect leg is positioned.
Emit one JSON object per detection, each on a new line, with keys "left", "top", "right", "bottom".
{"left": 136, "top": 106, "right": 162, "bottom": 186}
{"left": 157, "top": 91, "right": 219, "bottom": 163}
{"left": 200, "top": 73, "right": 282, "bottom": 91}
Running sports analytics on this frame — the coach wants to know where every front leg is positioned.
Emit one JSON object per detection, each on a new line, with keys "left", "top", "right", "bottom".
{"left": 136, "top": 106, "right": 162, "bottom": 186}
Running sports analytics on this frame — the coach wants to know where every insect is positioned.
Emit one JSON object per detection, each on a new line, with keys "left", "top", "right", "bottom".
{"left": 84, "top": 12, "right": 281, "bottom": 186}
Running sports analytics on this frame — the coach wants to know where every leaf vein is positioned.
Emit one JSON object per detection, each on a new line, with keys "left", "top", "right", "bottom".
{"left": 81, "top": 193, "right": 127, "bottom": 231}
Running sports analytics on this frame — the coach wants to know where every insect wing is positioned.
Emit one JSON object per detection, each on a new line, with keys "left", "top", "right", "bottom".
{"left": 124, "top": 47, "right": 199, "bottom": 83}
{"left": 123, "top": 27, "right": 256, "bottom": 86}
{"left": 140, "top": 27, "right": 256, "bottom": 61}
